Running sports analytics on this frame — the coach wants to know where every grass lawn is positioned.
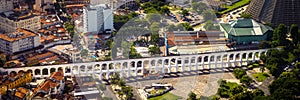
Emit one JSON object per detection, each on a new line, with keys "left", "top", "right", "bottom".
{"left": 252, "top": 72, "right": 270, "bottom": 82}
{"left": 148, "top": 92, "right": 182, "bottom": 100}
{"left": 218, "top": 0, "right": 251, "bottom": 14}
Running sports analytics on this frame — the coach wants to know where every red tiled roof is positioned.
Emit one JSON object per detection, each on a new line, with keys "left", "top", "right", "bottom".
{"left": 50, "top": 71, "right": 64, "bottom": 81}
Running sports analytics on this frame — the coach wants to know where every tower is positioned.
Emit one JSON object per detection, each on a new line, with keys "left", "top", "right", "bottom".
{"left": 83, "top": 4, "right": 113, "bottom": 33}
{"left": 245, "top": 0, "right": 300, "bottom": 26}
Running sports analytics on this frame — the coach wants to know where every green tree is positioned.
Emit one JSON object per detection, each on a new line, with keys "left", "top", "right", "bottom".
{"left": 272, "top": 24, "right": 288, "bottom": 46}
{"left": 181, "top": 9, "right": 189, "bottom": 16}
{"left": 122, "top": 86, "right": 133, "bottom": 100}
{"left": 240, "top": 13, "right": 252, "bottom": 19}
{"left": 150, "top": 22, "right": 160, "bottom": 34}
{"left": 160, "top": 5, "right": 170, "bottom": 15}
{"left": 150, "top": 33, "right": 160, "bottom": 45}
{"left": 64, "top": 22, "right": 75, "bottom": 38}
{"left": 230, "top": 85, "right": 244, "bottom": 96}
{"left": 252, "top": 89, "right": 264, "bottom": 97}
{"left": 240, "top": 75, "right": 253, "bottom": 86}
{"left": 202, "top": 10, "right": 216, "bottom": 21}
{"left": 181, "top": 23, "right": 194, "bottom": 31}
{"left": 204, "top": 20, "right": 218, "bottom": 30}
{"left": 233, "top": 68, "right": 246, "bottom": 79}
{"left": 146, "top": 13, "right": 162, "bottom": 23}
{"left": 191, "top": 2, "right": 207, "bottom": 14}
{"left": 149, "top": 46, "right": 161, "bottom": 55}
{"left": 130, "top": 45, "right": 142, "bottom": 59}
{"left": 188, "top": 92, "right": 197, "bottom": 100}
{"left": 258, "top": 41, "right": 271, "bottom": 49}
{"left": 290, "top": 24, "right": 300, "bottom": 45}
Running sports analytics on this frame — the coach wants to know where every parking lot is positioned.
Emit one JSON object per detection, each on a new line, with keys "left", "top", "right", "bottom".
{"left": 222, "top": 5, "right": 248, "bottom": 22}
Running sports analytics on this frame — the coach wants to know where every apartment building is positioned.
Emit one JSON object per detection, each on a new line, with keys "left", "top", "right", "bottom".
{"left": 0, "top": 28, "right": 41, "bottom": 54}
{"left": 0, "top": 10, "right": 41, "bottom": 33}
{"left": 34, "top": 0, "right": 54, "bottom": 12}
{"left": 0, "top": 0, "right": 13, "bottom": 13}
{"left": 83, "top": 4, "right": 113, "bottom": 33}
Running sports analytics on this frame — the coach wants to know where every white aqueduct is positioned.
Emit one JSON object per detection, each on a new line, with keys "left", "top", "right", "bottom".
{"left": 2, "top": 49, "right": 268, "bottom": 80}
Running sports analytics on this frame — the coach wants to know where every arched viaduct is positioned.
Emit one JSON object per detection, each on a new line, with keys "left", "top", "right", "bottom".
{"left": 1, "top": 49, "right": 268, "bottom": 80}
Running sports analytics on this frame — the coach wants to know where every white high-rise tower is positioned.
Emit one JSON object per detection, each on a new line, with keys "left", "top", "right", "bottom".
{"left": 83, "top": 4, "right": 113, "bottom": 33}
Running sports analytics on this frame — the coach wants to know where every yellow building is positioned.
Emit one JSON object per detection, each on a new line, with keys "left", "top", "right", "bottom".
{"left": 0, "top": 72, "right": 32, "bottom": 95}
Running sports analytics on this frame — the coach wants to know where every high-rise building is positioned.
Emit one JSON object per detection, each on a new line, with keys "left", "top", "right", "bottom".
{"left": 83, "top": 4, "right": 113, "bottom": 33}
{"left": 246, "top": 0, "right": 300, "bottom": 26}
{"left": 0, "top": 0, "right": 14, "bottom": 13}
{"left": 0, "top": 10, "right": 41, "bottom": 33}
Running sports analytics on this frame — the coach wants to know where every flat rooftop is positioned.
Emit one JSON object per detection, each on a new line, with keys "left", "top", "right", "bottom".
{"left": 0, "top": 10, "right": 38, "bottom": 21}
{"left": 0, "top": 28, "right": 37, "bottom": 42}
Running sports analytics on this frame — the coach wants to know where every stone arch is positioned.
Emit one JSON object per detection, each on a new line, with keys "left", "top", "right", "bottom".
{"left": 235, "top": 53, "right": 240, "bottom": 60}
{"left": 177, "top": 58, "right": 182, "bottom": 64}
{"left": 204, "top": 56, "right": 209, "bottom": 62}
{"left": 80, "top": 65, "right": 86, "bottom": 72}
{"left": 10, "top": 71, "right": 17, "bottom": 75}
{"left": 216, "top": 56, "right": 221, "bottom": 62}
{"left": 73, "top": 66, "right": 78, "bottom": 72}
{"left": 58, "top": 67, "right": 63, "bottom": 71}
{"left": 223, "top": 54, "right": 228, "bottom": 61}
{"left": 65, "top": 66, "right": 71, "bottom": 73}
{"left": 109, "top": 63, "right": 114, "bottom": 70}
{"left": 50, "top": 68, "right": 56, "bottom": 73}
{"left": 27, "top": 69, "right": 33, "bottom": 74}
{"left": 42, "top": 68, "right": 48, "bottom": 75}
{"left": 86, "top": 65, "right": 93, "bottom": 72}
{"left": 157, "top": 59, "right": 163, "bottom": 66}
{"left": 94, "top": 64, "right": 101, "bottom": 71}
{"left": 137, "top": 61, "right": 142, "bottom": 67}
{"left": 197, "top": 56, "right": 202, "bottom": 63}
{"left": 115, "top": 62, "right": 122, "bottom": 69}
{"left": 130, "top": 61, "right": 135, "bottom": 68}
{"left": 210, "top": 56, "right": 215, "bottom": 62}
{"left": 260, "top": 51, "right": 267, "bottom": 56}
{"left": 170, "top": 58, "right": 176, "bottom": 65}
{"left": 248, "top": 52, "right": 254, "bottom": 59}
{"left": 150, "top": 60, "right": 156, "bottom": 66}
{"left": 35, "top": 69, "right": 41, "bottom": 75}
{"left": 136, "top": 69, "right": 143, "bottom": 75}
{"left": 164, "top": 59, "right": 170, "bottom": 66}
{"left": 254, "top": 52, "right": 260, "bottom": 60}
{"left": 102, "top": 63, "right": 107, "bottom": 70}
{"left": 143, "top": 60, "right": 149, "bottom": 68}
{"left": 122, "top": 62, "right": 128, "bottom": 69}
{"left": 184, "top": 57, "right": 189, "bottom": 64}
{"left": 229, "top": 54, "right": 234, "bottom": 60}
{"left": 191, "top": 57, "right": 196, "bottom": 64}
{"left": 18, "top": 70, "right": 25, "bottom": 75}
{"left": 162, "top": 67, "right": 169, "bottom": 73}
{"left": 242, "top": 53, "right": 247, "bottom": 59}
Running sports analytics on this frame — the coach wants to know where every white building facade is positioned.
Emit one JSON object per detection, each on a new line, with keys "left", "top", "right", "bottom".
{"left": 0, "top": 29, "right": 41, "bottom": 54}
{"left": 83, "top": 4, "right": 113, "bottom": 33}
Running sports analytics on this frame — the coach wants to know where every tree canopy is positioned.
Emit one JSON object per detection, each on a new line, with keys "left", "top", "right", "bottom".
{"left": 191, "top": 2, "right": 208, "bottom": 14}
{"left": 233, "top": 68, "right": 246, "bottom": 79}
